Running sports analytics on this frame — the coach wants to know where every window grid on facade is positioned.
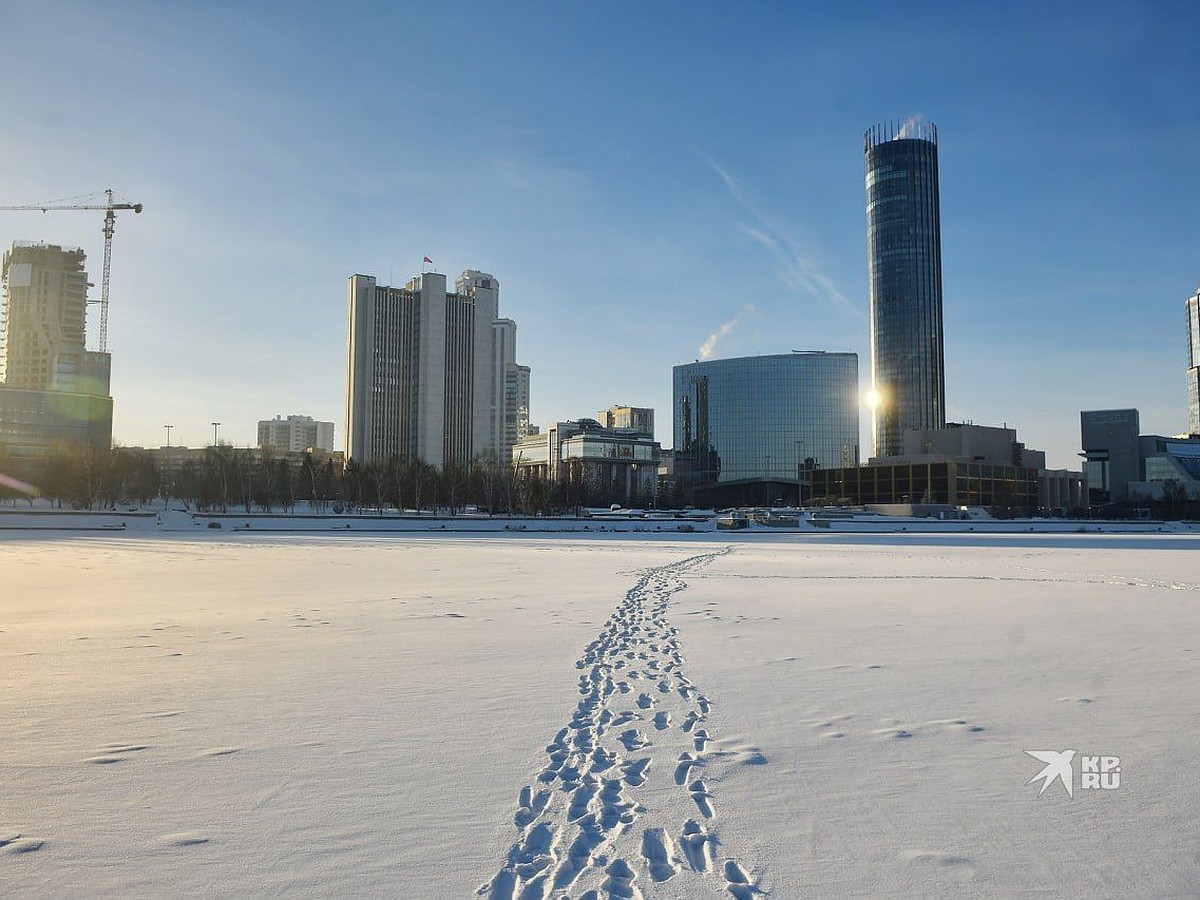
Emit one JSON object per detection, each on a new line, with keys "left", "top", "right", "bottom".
{"left": 347, "top": 271, "right": 512, "bottom": 469}
{"left": 367, "top": 286, "right": 421, "bottom": 462}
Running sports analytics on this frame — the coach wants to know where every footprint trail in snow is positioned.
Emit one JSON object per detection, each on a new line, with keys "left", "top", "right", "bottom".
{"left": 480, "top": 549, "right": 766, "bottom": 898}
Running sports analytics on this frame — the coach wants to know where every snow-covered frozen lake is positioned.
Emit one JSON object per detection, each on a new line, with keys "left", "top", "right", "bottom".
{"left": 2, "top": 531, "right": 1197, "bottom": 897}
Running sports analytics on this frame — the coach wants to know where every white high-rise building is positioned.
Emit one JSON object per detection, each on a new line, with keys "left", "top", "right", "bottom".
{"left": 258, "top": 415, "right": 335, "bottom": 453}
{"left": 490, "top": 313, "right": 533, "bottom": 462}
{"left": 506, "top": 364, "right": 532, "bottom": 454}
{"left": 492, "top": 317, "right": 517, "bottom": 456}
{"left": 346, "top": 270, "right": 500, "bottom": 467}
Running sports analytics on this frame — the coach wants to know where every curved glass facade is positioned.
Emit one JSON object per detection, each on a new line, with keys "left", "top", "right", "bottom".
{"left": 1187, "top": 290, "right": 1199, "bottom": 435}
{"left": 672, "top": 352, "right": 859, "bottom": 492}
{"left": 865, "top": 121, "right": 945, "bottom": 457}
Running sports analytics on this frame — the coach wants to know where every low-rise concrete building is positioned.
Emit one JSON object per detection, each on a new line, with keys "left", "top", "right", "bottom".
{"left": 812, "top": 423, "right": 1083, "bottom": 515}
{"left": 810, "top": 459, "right": 1042, "bottom": 514}
{"left": 258, "top": 415, "right": 335, "bottom": 453}
{"left": 1080, "top": 409, "right": 1141, "bottom": 505}
{"left": 599, "top": 406, "right": 654, "bottom": 439}
{"left": 1080, "top": 409, "right": 1200, "bottom": 506}
{"left": 513, "top": 418, "right": 660, "bottom": 504}
{"left": 1126, "top": 433, "right": 1200, "bottom": 503}
{"left": 898, "top": 422, "right": 1044, "bottom": 469}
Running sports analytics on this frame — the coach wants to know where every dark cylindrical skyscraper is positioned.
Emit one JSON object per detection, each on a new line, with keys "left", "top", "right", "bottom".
{"left": 865, "top": 119, "right": 945, "bottom": 458}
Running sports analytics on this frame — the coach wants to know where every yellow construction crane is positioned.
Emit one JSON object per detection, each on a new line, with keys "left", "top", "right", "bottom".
{"left": 0, "top": 188, "right": 143, "bottom": 352}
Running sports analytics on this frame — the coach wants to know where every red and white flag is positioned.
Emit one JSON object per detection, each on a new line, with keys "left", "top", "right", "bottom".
{"left": 423, "top": 256, "right": 433, "bottom": 265}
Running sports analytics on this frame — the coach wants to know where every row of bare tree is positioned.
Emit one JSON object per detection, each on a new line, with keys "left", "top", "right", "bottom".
{"left": 0, "top": 443, "right": 659, "bottom": 514}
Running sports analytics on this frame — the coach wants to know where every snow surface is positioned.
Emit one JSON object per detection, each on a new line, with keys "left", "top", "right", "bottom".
{"left": 2, "top": 531, "right": 1198, "bottom": 897}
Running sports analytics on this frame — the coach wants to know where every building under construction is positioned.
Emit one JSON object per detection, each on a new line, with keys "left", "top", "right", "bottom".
{"left": 0, "top": 243, "right": 113, "bottom": 456}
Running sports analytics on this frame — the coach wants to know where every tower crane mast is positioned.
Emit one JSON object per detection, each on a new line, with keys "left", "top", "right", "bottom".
{"left": 0, "top": 189, "right": 143, "bottom": 352}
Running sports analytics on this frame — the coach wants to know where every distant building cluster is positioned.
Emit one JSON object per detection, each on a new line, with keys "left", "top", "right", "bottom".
{"left": 258, "top": 414, "right": 334, "bottom": 454}
{"left": 656, "top": 122, "right": 956, "bottom": 509}
{"left": 811, "top": 422, "right": 1085, "bottom": 515}
{"left": 326, "top": 119, "right": 1197, "bottom": 515}
{"left": 513, "top": 416, "right": 661, "bottom": 503}
{"left": 0, "top": 243, "right": 113, "bottom": 456}
{"left": 343, "top": 269, "right": 667, "bottom": 506}
{"left": 1080, "top": 408, "right": 1200, "bottom": 506}
{"left": 1070, "top": 297, "right": 1200, "bottom": 513}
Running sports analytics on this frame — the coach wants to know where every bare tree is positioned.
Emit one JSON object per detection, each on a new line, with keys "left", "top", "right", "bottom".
{"left": 257, "top": 447, "right": 276, "bottom": 513}
{"left": 388, "top": 454, "right": 409, "bottom": 513}
{"left": 365, "top": 459, "right": 390, "bottom": 514}
{"left": 203, "top": 445, "right": 234, "bottom": 512}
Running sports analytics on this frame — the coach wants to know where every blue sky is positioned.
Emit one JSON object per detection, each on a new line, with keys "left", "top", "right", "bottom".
{"left": 1, "top": 1, "right": 1197, "bottom": 468}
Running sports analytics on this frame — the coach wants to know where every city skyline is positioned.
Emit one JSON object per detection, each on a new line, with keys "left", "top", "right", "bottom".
{"left": 1, "top": 3, "right": 1198, "bottom": 468}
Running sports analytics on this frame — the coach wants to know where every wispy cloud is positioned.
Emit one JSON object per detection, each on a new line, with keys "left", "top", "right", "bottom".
{"left": 697, "top": 151, "right": 863, "bottom": 320}
{"left": 698, "top": 303, "right": 756, "bottom": 359}
{"left": 491, "top": 156, "right": 593, "bottom": 198}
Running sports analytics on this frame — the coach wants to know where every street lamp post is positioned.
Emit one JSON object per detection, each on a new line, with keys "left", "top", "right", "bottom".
{"left": 764, "top": 454, "right": 771, "bottom": 508}
{"left": 922, "top": 439, "right": 933, "bottom": 505}
{"left": 795, "top": 440, "right": 805, "bottom": 509}
{"left": 211, "top": 422, "right": 221, "bottom": 447}
{"left": 163, "top": 424, "right": 174, "bottom": 506}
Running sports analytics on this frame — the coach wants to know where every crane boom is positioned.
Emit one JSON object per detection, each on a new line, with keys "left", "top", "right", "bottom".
{"left": 0, "top": 188, "right": 143, "bottom": 352}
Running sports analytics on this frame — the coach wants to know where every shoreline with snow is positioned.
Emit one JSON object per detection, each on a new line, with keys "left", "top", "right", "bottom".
{"left": 1, "top": 505, "right": 1197, "bottom": 536}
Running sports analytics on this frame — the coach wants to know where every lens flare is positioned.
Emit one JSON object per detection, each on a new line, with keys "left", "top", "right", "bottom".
{"left": 0, "top": 472, "right": 39, "bottom": 496}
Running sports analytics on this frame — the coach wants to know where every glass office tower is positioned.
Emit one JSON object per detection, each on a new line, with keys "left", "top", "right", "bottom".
{"left": 865, "top": 120, "right": 945, "bottom": 457}
{"left": 1187, "top": 287, "right": 1199, "bottom": 436}
{"left": 672, "top": 352, "right": 859, "bottom": 503}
